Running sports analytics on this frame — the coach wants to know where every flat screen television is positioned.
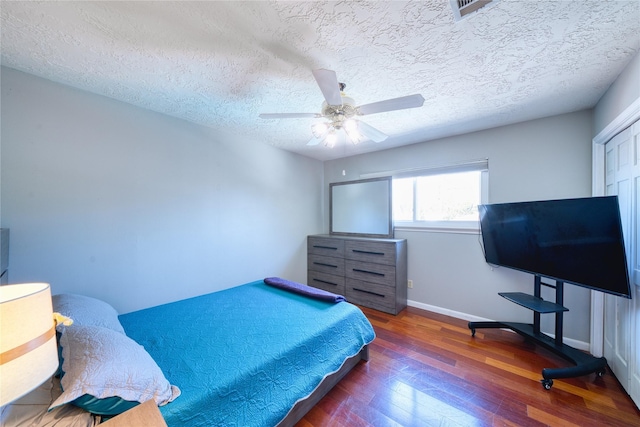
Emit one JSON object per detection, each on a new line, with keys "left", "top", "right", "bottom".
{"left": 479, "top": 196, "right": 632, "bottom": 298}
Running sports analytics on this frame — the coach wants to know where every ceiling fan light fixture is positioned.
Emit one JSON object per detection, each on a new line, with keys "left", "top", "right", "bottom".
{"left": 324, "top": 130, "right": 337, "bottom": 148}
{"left": 343, "top": 119, "right": 357, "bottom": 132}
{"left": 311, "top": 122, "right": 329, "bottom": 138}
{"left": 345, "top": 129, "right": 363, "bottom": 145}
{"left": 343, "top": 119, "right": 363, "bottom": 144}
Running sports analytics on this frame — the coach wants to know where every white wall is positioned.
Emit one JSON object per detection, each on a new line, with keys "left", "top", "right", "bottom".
{"left": 0, "top": 67, "right": 324, "bottom": 314}
{"left": 324, "top": 111, "right": 594, "bottom": 343}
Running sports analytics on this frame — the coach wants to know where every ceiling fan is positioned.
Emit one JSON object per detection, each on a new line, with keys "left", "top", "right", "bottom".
{"left": 259, "top": 69, "right": 425, "bottom": 147}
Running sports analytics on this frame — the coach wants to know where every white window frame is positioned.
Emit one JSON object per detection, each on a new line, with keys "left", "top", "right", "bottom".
{"left": 361, "top": 160, "right": 489, "bottom": 234}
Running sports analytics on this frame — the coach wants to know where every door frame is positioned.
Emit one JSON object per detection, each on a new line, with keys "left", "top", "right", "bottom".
{"left": 590, "top": 97, "right": 640, "bottom": 357}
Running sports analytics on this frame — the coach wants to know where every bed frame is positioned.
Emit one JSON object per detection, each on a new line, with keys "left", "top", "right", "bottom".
{"left": 276, "top": 345, "right": 369, "bottom": 426}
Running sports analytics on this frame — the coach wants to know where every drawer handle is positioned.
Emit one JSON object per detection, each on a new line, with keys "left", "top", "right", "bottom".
{"left": 352, "top": 249, "right": 385, "bottom": 256}
{"left": 352, "top": 268, "right": 384, "bottom": 277}
{"left": 353, "top": 287, "right": 386, "bottom": 298}
{"left": 314, "top": 262, "right": 338, "bottom": 269}
{"left": 313, "top": 278, "right": 338, "bottom": 286}
{"left": 314, "top": 245, "right": 338, "bottom": 251}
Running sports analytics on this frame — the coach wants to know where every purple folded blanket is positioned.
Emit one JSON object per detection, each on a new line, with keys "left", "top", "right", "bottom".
{"left": 264, "top": 277, "right": 346, "bottom": 303}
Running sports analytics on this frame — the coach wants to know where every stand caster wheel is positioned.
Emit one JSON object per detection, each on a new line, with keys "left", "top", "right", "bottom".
{"left": 541, "top": 379, "right": 553, "bottom": 390}
{"left": 597, "top": 369, "right": 606, "bottom": 377}
{"left": 471, "top": 328, "right": 476, "bottom": 337}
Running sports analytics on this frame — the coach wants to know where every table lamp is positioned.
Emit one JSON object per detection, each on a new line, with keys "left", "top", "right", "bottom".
{"left": 0, "top": 283, "right": 58, "bottom": 406}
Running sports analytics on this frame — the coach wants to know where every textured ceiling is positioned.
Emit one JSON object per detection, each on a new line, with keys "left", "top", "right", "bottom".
{"left": 1, "top": 1, "right": 639, "bottom": 161}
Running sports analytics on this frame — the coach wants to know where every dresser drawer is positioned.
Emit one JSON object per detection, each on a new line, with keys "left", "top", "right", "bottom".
{"left": 307, "top": 234, "right": 406, "bottom": 316}
{"left": 346, "top": 279, "right": 396, "bottom": 313}
{"left": 345, "top": 240, "right": 397, "bottom": 266}
{"left": 345, "top": 259, "right": 396, "bottom": 287}
{"left": 308, "top": 253, "right": 345, "bottom": 276}
{"left": 308, "top": 236, "right": 345, "bottom": 257}
{"left": 307, "top": 271, "right": 345, "bottom": 295}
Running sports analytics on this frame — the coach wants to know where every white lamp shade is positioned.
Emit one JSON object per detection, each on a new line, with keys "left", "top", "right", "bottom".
{"left": 0, "top": 283, "right": 58, "bottom": 406}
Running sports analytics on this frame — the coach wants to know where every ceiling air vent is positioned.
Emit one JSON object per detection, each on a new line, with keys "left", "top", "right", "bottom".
{"left": 450, "top": 0, "right": 498, "bottom": 21}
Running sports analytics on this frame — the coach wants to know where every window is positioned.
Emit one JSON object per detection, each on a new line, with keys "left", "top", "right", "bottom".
{"left": 391, "top": 162, "right": 488, "bottom": 231}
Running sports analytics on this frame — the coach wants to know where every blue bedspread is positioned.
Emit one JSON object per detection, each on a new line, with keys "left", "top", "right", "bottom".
{"left": 118, "top": 280, "right": 375, "bottom": 427}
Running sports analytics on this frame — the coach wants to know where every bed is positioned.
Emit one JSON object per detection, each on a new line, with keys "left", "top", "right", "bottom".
{"left": 119, "top": 279, "right": 375, "bottom": 426}
{"left": 2, "top": 279, "right": 375, "bottom": 426}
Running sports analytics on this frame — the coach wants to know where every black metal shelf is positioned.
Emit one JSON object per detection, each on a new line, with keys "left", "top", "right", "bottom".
{"left": 498, "top": 292, "right": 568, "bottom": 313}
{"left": 468, "top": 275, "right": 607, "bottom": 390}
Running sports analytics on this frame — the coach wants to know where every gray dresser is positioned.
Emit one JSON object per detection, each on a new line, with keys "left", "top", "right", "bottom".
{"left": 307, "top": 234, "right": 407, "bottom": 315}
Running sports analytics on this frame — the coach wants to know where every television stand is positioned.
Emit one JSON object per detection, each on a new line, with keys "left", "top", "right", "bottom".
{"left": 468, "top": 275, "right": 607, "bottom": 389}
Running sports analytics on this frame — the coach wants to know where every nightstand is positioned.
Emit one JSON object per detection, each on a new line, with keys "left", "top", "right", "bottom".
{"left": 100, "top": 400, "right": 167, "bottom": 427}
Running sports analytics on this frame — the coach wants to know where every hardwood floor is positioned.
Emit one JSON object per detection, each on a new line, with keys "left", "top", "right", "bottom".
{"left": 297, "top": 306, "right": 640, "bottom": 427}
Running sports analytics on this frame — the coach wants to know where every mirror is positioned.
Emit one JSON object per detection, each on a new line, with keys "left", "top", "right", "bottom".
{"left": 330, "top": 177, "right": 393, "bottom": 238}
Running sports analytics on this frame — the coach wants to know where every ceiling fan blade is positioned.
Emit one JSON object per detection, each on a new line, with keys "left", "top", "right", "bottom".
{"left": 259, "top": 113, "right": 319, "bottom": 119}
{"left": 357, "top": 94, "right": 425, "bottom": 115}
{"left": 357, "top": 120, "right": 388, "bottom": 143}
{"left": 312, "top": 69, "right": 343, "bottom": 106}
{"left": 307, "top": 134, "right": 325, "bottom": 146}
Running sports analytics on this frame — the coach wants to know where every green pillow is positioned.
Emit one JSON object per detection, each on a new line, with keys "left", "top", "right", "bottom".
{"left": 71, "top": 394, "right": 139, "bottom": 416}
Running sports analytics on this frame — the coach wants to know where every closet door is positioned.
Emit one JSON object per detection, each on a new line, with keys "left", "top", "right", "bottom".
{"left": 630, "top": 121, "right": 640, "bottom": 408}
{"left": 604, "top": 123, "right": 639, "bottom": 408}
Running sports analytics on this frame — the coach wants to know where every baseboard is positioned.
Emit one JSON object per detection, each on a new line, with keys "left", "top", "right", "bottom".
{"left": 407, "top": 299, "right": 590, "bottom": 352}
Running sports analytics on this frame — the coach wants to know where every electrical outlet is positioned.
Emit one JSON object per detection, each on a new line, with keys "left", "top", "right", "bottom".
{"left": 408, "top": 280, "right": 413, "bottom": 289}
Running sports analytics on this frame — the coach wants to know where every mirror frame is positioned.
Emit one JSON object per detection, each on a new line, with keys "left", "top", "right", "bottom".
{"left": 329, "top": 176, "right": 393, "bottom": 238}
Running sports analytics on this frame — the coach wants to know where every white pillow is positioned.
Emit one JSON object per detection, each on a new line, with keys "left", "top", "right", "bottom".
{"left": 50, "top": 325, "right": 180, "bottom": 411}
{"left": 52, "top": 294, "right": 125, "bottom": 334}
